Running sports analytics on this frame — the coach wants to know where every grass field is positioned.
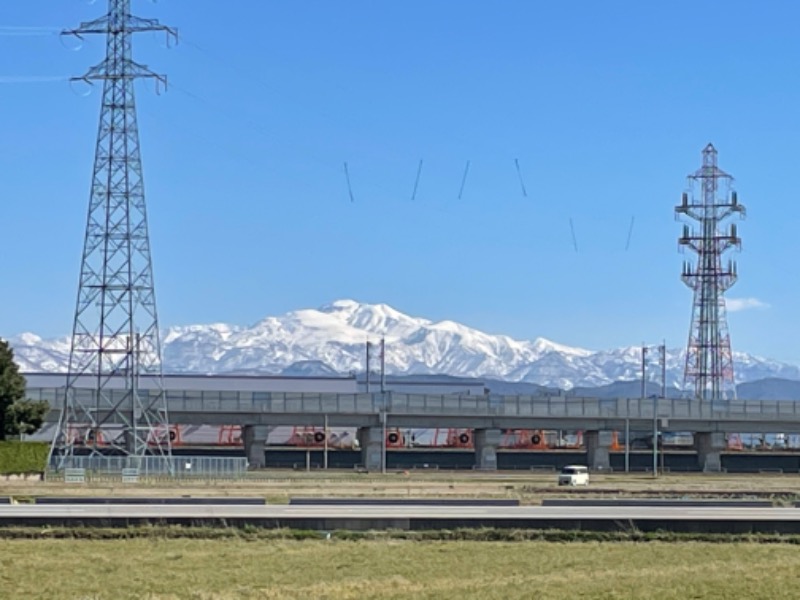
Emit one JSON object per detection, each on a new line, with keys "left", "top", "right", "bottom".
{"left": 3, "top": 471, "right": 797, "bottom": 598}
{"left": 3, "top": 538, "right": 800, "bottom": 599}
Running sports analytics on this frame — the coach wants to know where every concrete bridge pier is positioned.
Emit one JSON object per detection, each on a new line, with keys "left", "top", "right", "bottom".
{"left": 585, "top": 430, "right": 613, "bottom": 471}
{"left": 474, "top": 428, "right": 502, "bottom": 470}
{"left": 243, "top": 425, "right": 269, "bottom": 469}
{"left": 358, "top": 427, "right": 384, "bottom": 472}
{"left": 695, "top": 432, "right": 726, "bottom": 472}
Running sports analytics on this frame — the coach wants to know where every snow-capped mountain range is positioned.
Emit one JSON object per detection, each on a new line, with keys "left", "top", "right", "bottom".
{"left": 7, "top": 299, "right": 800, "bottom": 389}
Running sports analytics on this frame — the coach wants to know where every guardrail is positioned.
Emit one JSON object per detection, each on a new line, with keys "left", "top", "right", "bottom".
{"left": 161, "top": 392, "right": 800, "bottom": 422}
{"left": 41, "top": 391, "right": 800, "bottom": 425}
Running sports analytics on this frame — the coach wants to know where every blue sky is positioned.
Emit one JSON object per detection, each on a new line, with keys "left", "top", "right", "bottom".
{"left": 1, "top": 1, "right": 798, "bottom": 362}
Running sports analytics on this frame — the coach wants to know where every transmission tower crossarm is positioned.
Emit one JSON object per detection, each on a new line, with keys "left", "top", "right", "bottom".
{"left": 64, "top": 14, "right": 177, "bottom": 38}
{"left": 76, "top": 59, "right": 169, "bottom": 88}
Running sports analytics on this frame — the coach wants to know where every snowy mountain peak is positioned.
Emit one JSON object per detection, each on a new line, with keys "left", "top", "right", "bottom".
{"left": 318, "top": 299, "right": 429, "bottom": 340}
{"left": 319, "top": 299, "right": 373, "bottom": 317}
{"left": 164, "top": 322, "right": 238, "bottom": 342}
{"left": 7, "top": 299, "right": 800, "bottom": 389}
{"left": 11, "top": 332, "right": 43, "bottom": 346}
{"left": 530, "top": 337, "right": 594, "bottom": 358}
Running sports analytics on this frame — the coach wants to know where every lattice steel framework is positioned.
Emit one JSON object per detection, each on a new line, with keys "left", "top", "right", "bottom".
{"left": 49, "top": 1, "right": 177, "bottom": 469}
{"left": 676, "top": 144, "right": 746, "bottom": 401}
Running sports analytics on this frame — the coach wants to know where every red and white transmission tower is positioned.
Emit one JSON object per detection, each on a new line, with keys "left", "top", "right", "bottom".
{"left": 676, "top": 144, "right": 746, "bottom": 401}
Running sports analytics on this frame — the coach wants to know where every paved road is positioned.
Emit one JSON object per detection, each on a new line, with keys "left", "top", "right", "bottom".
{"left": 1, "top": 504, "right": 800, "bottom": 521}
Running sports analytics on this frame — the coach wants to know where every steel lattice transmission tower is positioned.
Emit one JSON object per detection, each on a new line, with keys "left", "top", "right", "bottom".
{"left": 675, "top": 144, "right": 746, "bottom": 402}
{"left": 49, "top": 0, "right": 177, "bottom": 470}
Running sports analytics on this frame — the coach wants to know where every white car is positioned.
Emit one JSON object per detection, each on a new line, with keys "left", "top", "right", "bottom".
{"left": 558, "top": 465, "right": 590, "bottom": 486}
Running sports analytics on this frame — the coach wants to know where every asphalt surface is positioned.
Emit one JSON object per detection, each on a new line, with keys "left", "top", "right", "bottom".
{"left": 1, "top": 504, "right": 800, "bottom": 521}
{"left": 540, "top": 499, "right": 772, "bottom": 508}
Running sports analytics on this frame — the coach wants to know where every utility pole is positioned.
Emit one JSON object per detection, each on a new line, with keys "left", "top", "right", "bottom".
{"left": 641, "top": 344, "right": 658, "bottom": 477}
{"left": 660, "top": 342, "right": 667, "bottom": 474}
{"left": 641, "top": 343, "right": 648, "bottom": 401}
{"left": 49, "top": 0, "right": 177, "bottom": 472}
{"left": 365, "top": 341, "right": 371, "bottom": 393}
{"left": 323, "top": 414, "right": 328, "bottom": 470}
{"left": 380, "top": 337, "right": 387, "bottom": 473}
{"left": 380, "top": 337, "right": 386, "bottom": 393}
{"left": 624, "top": 412, "right": 630, "bottom": 473}
{"left": 381, "top": 410, "right": 387, "bottom": 475}
{"left": 653, "top": 401, "right": 658, "bottom": 477}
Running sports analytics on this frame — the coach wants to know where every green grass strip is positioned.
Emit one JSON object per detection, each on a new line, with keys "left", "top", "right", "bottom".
{"left": 2, "top": 526, "right": 800, "bottom": 544}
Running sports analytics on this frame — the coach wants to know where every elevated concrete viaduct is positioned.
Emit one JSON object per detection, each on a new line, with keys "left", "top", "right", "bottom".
{"left": 40, "top": 391, "right": 800, "bottom": 472}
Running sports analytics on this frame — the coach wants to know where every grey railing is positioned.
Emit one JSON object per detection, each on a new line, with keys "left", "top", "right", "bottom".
{"left": 161, "top": 392, "right": 800, "bottom": 422}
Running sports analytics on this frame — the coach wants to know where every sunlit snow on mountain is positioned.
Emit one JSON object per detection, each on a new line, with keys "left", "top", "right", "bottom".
{"left": 7, "top": 299, "right": 800, "bottom": 389}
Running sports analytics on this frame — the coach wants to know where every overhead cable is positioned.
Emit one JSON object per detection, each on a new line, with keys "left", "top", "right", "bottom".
{"left": 411, "top": 159, "right": 423, "bottom": 201}
{"left": 344, "top": 162, "right": 355, "bottom": 203}
{"left": 625, "top": 215, "right": 636, "bottom": 251}
{"left": 514, "top": 158, "right": 528, "bottom": 198}
{"left": 457, "top": 160, "right": 470, "bottom": 199}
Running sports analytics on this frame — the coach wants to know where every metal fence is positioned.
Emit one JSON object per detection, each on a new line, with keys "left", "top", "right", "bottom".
{"left": 49, "top": 455, "right": 248, "bottom": 477}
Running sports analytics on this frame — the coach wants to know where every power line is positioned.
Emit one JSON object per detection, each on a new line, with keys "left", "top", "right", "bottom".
{"left": 344, "top": 162, "right": 355, "bottom": 203}
{"left": 457, "top": 160, "right": 471, "bottom": 199}
{"left": 0, "top": 26, "right": 60, "bottom": 37}
{"left": 625, "top": 215, "right": 636, "bottom": 251}
{"left": 514, "top": 158, "right": 528, "bottom": 198}
{"left": 411, "top": 159, "right": 423, "bottom": 201}
{"left": 176, "top": 32, "right": 535, "bottom": 205}
{"left": 0, "top": 76, "right": 69, "bottom": 84}
{"left": 167, "top": 80, "right": 398, "bottom": 203}
{"left": 569, "top": 218, "right": 579, "bottom": 252}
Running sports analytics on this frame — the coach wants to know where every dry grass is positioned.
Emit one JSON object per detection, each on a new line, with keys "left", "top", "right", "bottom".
{"left": 3, "top": 538, "right": 800, "bottom": 599}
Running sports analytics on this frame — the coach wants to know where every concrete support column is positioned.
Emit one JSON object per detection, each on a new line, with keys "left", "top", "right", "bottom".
{"left": 474, "top": 428, "right": 502, "bottom": 470}
{"left": 242, "top": 425, "right": 269, "bottom": 470}
{"left": 358, "top": 427, "right": 383, "bottom": 472}
{"left": 695, "top": 432, "right": 725, "bottom": 472}
{"left": 585, "top": 430, "right": 613, "bottom": 471}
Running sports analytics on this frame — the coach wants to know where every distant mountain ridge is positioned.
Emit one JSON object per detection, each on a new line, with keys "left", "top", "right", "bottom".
{"left": 7, "top": 299, "right": 800, "bottom": 391}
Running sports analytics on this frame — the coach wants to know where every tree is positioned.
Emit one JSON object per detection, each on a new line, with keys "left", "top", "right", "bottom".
{"left": 5, "top": 398, "right": 49, "bottom": 437}
{"left": 0, "top": 338, "right": 48, "bottom": 439}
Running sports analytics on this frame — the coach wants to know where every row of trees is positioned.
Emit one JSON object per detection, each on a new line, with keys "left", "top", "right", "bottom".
{"left": 0, "top": 339, "right": 48, "bottom": 439}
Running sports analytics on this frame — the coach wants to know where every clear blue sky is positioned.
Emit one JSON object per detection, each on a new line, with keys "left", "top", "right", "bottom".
{"left": 1, "top": 1, "right": 798, "bottom": 362}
